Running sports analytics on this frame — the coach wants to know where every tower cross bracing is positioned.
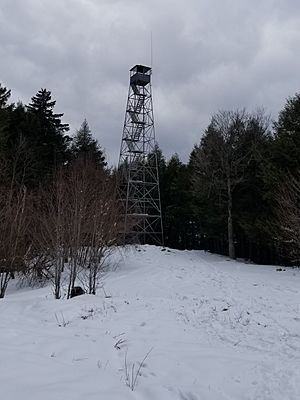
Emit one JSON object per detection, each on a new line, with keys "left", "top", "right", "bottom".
{"left": 118, "top": 65, "right": 163, "bottom": 245}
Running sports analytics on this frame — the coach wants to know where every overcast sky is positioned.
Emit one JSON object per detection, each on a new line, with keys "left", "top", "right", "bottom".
{"left": 1, "top": 0, "right": 300, "bottom": 165}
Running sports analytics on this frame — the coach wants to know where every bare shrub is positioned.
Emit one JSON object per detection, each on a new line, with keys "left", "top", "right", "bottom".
{"left": 0, "top": 148, "right": 31, "bottom": 298}
{"left": 63, "top": 160, "right": 120, "bottom": 297}
{"left": 0, "top": 185, "right": 29, "bottom": 297}
{"left": 29, "top": 168, "right": 68, "bottom": 298}
{"left": 274, "top": 172, "right": 300, "bottom": 264}
{"left": 30, "top": 159, "right": 121, "bottom": 298}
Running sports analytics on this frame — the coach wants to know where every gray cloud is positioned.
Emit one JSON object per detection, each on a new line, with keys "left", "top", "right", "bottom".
{"left": 1, "top": 0, "right": 300, "bottom": 164}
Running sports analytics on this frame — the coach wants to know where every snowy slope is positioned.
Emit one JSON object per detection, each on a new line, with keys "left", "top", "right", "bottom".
{"left": 1, "top": 245, "right": 300, "bottom": 400}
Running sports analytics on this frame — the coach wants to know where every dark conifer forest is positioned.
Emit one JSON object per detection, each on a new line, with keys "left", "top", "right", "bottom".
{"left": 0, "top": 82, "right": 300, "bottom": 297}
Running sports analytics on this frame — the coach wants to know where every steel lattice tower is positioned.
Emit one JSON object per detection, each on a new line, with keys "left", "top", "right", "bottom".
{"left": 118, "top": 64, "right": 163, "bottom": 245}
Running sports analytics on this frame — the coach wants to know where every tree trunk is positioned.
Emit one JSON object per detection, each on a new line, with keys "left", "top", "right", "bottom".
{"left": 0, "top": 271, "right": 10, "bottom": 298}
{"left": 227, "top": 175, "right": 235, "bottom": 259}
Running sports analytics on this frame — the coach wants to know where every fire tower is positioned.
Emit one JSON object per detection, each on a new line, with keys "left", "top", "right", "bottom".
{"left": 118, "top": 65, "right": 163, "bottom": 245}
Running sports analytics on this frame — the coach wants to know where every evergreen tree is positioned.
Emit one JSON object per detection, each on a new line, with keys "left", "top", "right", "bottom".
{"left": 0, "top": 84, "right": 11, "bottom": 146}
{"left": 0, "top": 98, "right": 47, "bottom": 188}
{"left": 161, "top": 153, "right": 193, "bottom": 249}
{"left": 27, "top": 88, "right": 69, "bottom": 133}
{"left": 26, "top": 88, "right": 70, "bottom": 181}
{"left": 264, "top": 93, "right": 300, "bottom": 264}
{"left": 232, "top": 113, "right": 274, "bottom": 263}
{"left": 0, "top": 84, "right": 11, "bottom": 108}
{"left": 190, "top": 110, "right": 272, "bottom": 260}
{"left": 272, "top": 93, "right": 300, "bottom": 174}
{"left": 71, "top": 119, "right": 106, "bottom": 168}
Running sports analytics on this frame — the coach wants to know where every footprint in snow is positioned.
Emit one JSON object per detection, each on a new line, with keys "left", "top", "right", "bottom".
{"left": 179, "top": 390, "right": 198, "bottom": 400}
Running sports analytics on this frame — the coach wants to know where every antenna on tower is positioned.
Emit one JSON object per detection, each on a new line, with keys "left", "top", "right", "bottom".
{"left": 150, "top": 31, "right": 153, "bottom": 67}
{"left": 117, "top": 64, "right": 163, "bottom": 245}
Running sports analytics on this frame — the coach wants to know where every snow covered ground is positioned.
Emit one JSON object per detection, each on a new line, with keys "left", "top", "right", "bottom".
{"left": 1, "top": 245, "right": 300, "bottom": 400}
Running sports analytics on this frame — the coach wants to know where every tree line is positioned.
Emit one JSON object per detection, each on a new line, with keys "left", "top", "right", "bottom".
{"left": 160, "top": 96, "right": 300, "bottom": 267}
{"left": 0, "top": 82, "right": 299, "bottom": 298}
{"left": 0, "top": 84, "right": 118, "bottom": 298}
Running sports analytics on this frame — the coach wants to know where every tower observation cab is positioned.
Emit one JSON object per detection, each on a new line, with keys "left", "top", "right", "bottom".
{"left": 117, "top": 64, "right": 163, "bottom": 245}
{"left": 130, "top": 64, "right": 151, "bottom": 86}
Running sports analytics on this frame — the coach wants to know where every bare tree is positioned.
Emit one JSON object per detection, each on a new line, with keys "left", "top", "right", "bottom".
{"left": 29, "top": 169, "right": 67, "bottom": 298}
{"left": 0, "top": 184, "right": 29, "bottom": 297}
{"left": 274, "top": 172, "right": 300, "bottom": 264}
{"left": 0, "top": 139, "right": 31, "bottom": 298}
{"left": 64, "top": 160, "right": 120, "bottom": 296}
{"left": 83, "top": 168, "right": 120, "bottom": 294}
{"left": 30, "top": 159, "right": 121, "bottom": 298}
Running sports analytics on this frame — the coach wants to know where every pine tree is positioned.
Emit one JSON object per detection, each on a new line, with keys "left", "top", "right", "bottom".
{"left": 272, "top": 93, "right": 300, "bottom": 173}
{"left": 26, "top": 88, "right": 70, "bottom": 181}
{"left": 190, "top": 110, "right": 271, "bottom": 259}
{"left": 0, "top": 84, "right": 11, "bottom": 108}
{"left": 71, "top": 119, "right": 106, "bottom": 168}
{"left": 265, "top": 93, "right": 300, "bottom": 264}
{"left": 0, "top": 84, "right": 13, "bottom": 179}
{"left": 27, "top": 88, "right": 69, "bottom": 133}
{"left": 161, "top": 154, "right": 193, "bottom": 249}
{"left": 232, "top": 113, "right": 274, "bottom": 263}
